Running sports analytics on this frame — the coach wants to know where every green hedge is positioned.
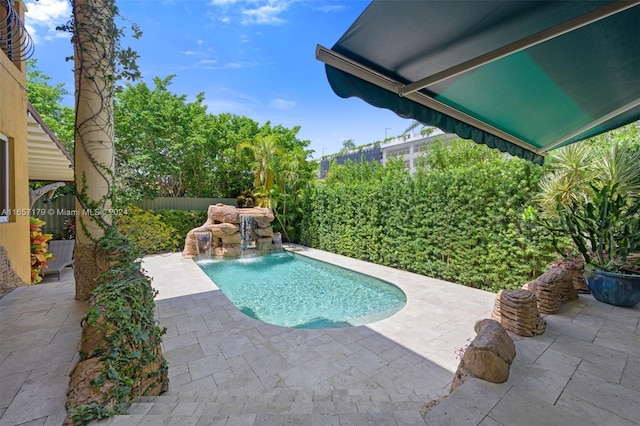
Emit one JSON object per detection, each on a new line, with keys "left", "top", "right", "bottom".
{"left": 301, "top": 141, "right": 563, "bottom": 292}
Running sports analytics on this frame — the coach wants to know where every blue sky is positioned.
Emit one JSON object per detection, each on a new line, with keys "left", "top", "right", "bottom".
{"left": 25, "top": 0, "right": 416, "bottom": 158}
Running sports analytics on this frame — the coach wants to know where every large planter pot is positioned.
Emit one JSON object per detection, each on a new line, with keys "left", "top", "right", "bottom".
{"left": 585, "top": 269, "right": 640, "bottom": 308}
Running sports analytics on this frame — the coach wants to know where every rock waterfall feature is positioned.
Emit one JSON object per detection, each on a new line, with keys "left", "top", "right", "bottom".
{"left": 183, "top": 204, "right": 279, "bottom": 258}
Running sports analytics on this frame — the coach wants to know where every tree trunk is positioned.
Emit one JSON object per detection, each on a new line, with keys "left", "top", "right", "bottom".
{"left": 73, "top": 0, "right": 115, "bottom": 300}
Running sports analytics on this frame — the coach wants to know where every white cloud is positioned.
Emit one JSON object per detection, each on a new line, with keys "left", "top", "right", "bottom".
{"left": 209, "top": 0, "right": 292, "bottom": 26}
{"left": 316, "top": 4, "right": 345, "bottom": 13}
{"left": 270, "top": 98, "right": 295, "bottom": 110}
{"left": 24, "top": 0, "right": 71, "bottom": 43}
{"left": 211, "top": 0, "right": 241, "bottom": 5}
{"left": 241, "top": 3, "right": 287, "bottom": 25}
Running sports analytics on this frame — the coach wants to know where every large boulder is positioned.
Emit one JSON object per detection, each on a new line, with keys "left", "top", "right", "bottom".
{"left": 207, "top": 203, "right": 274, "bottom": 226}
{"left": 451, "top": 319, "right": 516, "bottom": 392}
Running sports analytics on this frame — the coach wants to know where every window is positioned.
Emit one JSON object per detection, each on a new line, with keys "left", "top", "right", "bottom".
{"left": 0, "top": 134, "right": 8, "bottom": 223}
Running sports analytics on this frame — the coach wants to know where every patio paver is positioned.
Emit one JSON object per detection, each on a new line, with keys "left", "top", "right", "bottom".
{"left": 1, "top": 246, "right": 639, "bottom": 425}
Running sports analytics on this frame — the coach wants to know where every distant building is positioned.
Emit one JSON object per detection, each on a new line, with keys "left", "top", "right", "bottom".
{"left": 319, "top": 130, "right": 454, "bottom": 178}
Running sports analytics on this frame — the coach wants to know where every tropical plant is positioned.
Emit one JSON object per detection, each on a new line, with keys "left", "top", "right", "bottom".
{"left": 236, "top": 189, "right": 256, "bottom": 208}
{"left": 535, "top": 143, "right": 593, "bottom": 219}
{"left": 540, "top": 141, "right": 640, "bottom": 273}
{"left": 238, "top": 134, "right": 282, "bottom": 208}
{"left": 30, "top": 217, "right": 53, "bottom": 284}
{"left": 271, "top": 146, "right": 316, "bottom": 242}
{"left": 557, "top": 183, "right": 640, "bottom": 272}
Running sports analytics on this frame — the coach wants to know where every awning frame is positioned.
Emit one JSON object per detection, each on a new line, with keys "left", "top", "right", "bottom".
{"left": 317, "top": 0, "right": 640, "bottom": 163}
{"left": 316, "top": 44, "right": 545, "bottom": 157}
{"left": 399, "top": 0, "right": 640, "bottom": 98}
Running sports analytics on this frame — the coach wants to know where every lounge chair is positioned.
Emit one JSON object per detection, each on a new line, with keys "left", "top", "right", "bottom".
{"left": 44, "top": 239, "right": 75, "bottom": 280}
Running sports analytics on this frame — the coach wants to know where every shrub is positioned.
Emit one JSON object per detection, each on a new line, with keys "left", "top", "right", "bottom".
{"left": 30, "top": 217, "right": 53, "bottom": 284}
{"left": 154, "top": 209, "right": 208, "bottom": 247}
{"left": 116, "top": 207, "right": 179, "bottom": 255}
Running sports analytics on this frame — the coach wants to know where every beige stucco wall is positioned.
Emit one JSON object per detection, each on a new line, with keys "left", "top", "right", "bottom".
{"left": 0, "top": 4, "right": 30, "bottom": 285}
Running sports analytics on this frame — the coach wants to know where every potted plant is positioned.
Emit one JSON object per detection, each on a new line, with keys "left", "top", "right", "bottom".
{"left": 538, "top": 140, "right": 640, "bottom": 307}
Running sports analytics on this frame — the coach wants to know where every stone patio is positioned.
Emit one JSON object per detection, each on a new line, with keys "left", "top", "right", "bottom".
{"left": 1, "top": 245, "right": 639, "bottom": 425}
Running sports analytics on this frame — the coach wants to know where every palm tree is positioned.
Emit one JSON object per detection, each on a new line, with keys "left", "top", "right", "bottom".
{"left": 238, "top": 135, "right": 282, "bottom": 208}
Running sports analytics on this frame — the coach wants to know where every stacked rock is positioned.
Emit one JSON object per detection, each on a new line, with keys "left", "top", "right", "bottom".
{"left": 523, "top": 267, "right": 578, "bottom": 313}
{"left": 563, "top": 255, "right": 589, "bottom": 294}
{"left": 183, "top": 204, "right": 275, "bottom": 258}
{"left": 491, "top": 289, "right": 546, "bottom": 337}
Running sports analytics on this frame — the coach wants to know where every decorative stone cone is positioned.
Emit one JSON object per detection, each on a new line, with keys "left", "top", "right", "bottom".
{"left": 523, "top": 267, "right": 578, "bottom": 314}
{"left": 492, "top": 289, "right": 546, "bottom": 337}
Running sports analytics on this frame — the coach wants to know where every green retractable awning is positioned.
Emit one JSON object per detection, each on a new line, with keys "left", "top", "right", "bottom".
{"left": 316, "top": 0, "right": 640, "bottom": 165}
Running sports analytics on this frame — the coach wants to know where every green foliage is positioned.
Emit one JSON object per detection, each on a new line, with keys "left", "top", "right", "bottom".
{"left": 558, "top": 183, "right": 640, "bottom": 272}
{"left": 539, "top": 135, "right": 640, "bottom": 273}
{"left": 26, "top": 59, "right": 75, "bottom": 155}
{"left": 236, "top": 190, "right": 256, "bottom": 208}
{"left": 237, "top": 128, "right": 316, "bottom": 242}
{"left": 114, "top": 76, "right": 220, "bottom": 203}
{"left": 113, "top": 76, "right": 313, "bottom": 205}
{"left": 153, "top": 209, "right": 208, "bottom": 247}
{"left": 116, "top": 207, "right": 180, "bottom": 254}
{"left": 302, "top": 140, "right": 560, "bottom": 292}
{"left": 70, "top": 229, "right": 167, "bottom": 425}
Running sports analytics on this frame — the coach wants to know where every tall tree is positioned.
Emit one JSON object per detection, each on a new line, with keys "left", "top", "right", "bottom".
{"left": 72, "top": 0, "right": 116, "bottom": 299}
{"left": 114, "top": 76, "right": 215, "bottom": 202}
{"left": 69, "top": 0, "right": 140, "bottom": 299}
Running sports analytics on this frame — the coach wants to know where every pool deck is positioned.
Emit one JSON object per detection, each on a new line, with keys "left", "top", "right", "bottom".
{"left": 1, "top": 245, "right": 639, "bottom": 425}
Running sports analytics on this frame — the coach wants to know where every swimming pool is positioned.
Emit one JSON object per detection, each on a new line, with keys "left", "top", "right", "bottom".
{"left": 196, "top": 252, "right": 406, "bottom": 329}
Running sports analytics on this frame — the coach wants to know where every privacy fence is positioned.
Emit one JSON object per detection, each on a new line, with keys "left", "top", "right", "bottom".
{"left": 32, "top": 196, "right": 234, "bottom": 238}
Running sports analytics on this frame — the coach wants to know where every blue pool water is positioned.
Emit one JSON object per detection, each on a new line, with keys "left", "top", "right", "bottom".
{"left": 196, "top": 252, "right": 406, "bottom": 329}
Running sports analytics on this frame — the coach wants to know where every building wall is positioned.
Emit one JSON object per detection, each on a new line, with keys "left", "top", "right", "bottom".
{"left": 381, "top": 131, "right": 454, "bottom": 174}
{"left": 0, "top": 1, "right": 30, "bottom": 285}
{"left": 319, "top": 130, "right": 455, "bottom": 178}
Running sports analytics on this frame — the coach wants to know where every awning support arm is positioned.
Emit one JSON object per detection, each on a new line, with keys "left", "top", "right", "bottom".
{"left": 399, "top": 0, "right": 640, "bottom": 97}
{"left": 543, "top": 97, "right": 640, "bottom": 152}
{"left": 316, "top": 44, "right": 544, "bottom": 156}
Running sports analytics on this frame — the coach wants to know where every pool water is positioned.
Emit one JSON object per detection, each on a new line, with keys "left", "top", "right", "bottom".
{"left": 196, "top": 252, "right": 406, "bottom": 329}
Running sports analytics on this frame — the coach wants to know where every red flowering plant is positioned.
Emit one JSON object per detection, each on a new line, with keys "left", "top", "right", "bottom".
{"left": 30, "top": 217, "right": 53, "bottom": 284}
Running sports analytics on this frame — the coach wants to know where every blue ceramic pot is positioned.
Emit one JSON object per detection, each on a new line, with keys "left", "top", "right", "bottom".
{"left": 586, "top": 269, "right": 640, "bottom": 308}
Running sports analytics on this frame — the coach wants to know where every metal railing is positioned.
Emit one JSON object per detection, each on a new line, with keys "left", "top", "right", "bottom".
{"left": 0, "top": 0, "right": 34, "bottom": 61}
